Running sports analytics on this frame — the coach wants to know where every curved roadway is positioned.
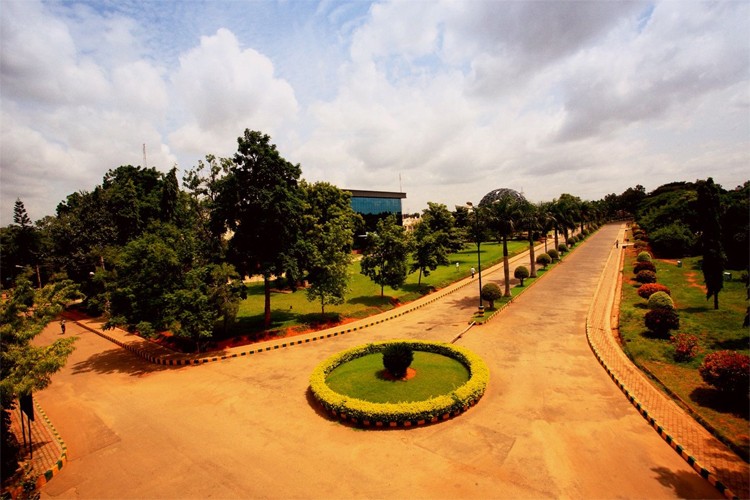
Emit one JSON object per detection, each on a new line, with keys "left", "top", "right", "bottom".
{"left": 36, "top": 224, "right": 723, "bottom": 498}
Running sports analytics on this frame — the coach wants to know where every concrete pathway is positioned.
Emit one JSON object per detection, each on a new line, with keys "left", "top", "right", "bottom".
{"left": 28, "top": 224, "right": 741, "bottom": 499}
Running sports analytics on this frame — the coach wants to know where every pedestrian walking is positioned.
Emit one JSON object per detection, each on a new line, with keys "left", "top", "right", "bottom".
{"left": 470, "top": 267, "right": 476, "bottom": 278}
{"left": 60, "top": 319, "right": 66, "bottom": 335}
{"left": 615, "top": 240, "right": 619, "bottom": 248}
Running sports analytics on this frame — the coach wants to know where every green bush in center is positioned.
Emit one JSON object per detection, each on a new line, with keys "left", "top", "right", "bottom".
{"left": 382, "top": 342, "right": 414, "bottom": 378}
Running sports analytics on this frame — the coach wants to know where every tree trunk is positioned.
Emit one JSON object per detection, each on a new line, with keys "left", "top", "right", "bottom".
{"left": 714, "top": 293, "right": 719, "bottom": 310}
{"left": 418, "top": 268, "right": 423, "bottom": 286}
{"left": 502, "top": 236, "right": 511, "bottom": 297}
{"left": 380, "top": 283, "right": 384, "bottom": 297}
{"left": 264, "top": 276, "right": 272, "bottom": 328}
{"left": 554, "top": 229, "right": 559, "bottom": 250}
{"left": 529, "top": 237, "right": 537, "bottom": 278}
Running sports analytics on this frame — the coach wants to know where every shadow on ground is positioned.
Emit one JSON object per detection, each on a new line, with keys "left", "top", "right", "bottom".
{"left": 71, "top": 348, "right": 170, "bottom": 377}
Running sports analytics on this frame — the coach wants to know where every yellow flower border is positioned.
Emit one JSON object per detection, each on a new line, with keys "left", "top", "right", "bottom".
{"left": 309, "top": 340, "right": 489, "bottom": 427}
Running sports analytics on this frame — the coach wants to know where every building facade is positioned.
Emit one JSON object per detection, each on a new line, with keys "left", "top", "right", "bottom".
{"left": 346, "top": 189, "right": 406, "bottom": 233}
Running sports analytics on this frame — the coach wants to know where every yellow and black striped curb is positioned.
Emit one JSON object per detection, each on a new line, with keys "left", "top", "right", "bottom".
{"left": 33, "top": 400, "right": 67, "bottom": 488}
{"left": 584, "top": 242, "right": 739, "bottom": 500}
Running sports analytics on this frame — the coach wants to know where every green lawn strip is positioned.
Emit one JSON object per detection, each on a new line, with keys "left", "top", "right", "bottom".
{"left": 230, "top": 240, "right": 526, "bottom": 337}
{"left": 325, "top": 351, "right": 470, "bottom": 403}
{"left": 618, "top": 253, "right": 749, "bottom": 456}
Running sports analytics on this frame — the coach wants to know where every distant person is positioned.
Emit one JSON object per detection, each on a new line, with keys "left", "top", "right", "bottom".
{"left": 60, "top": 319, "right": 66, "bottom": 335}
{"left": 615, "top": 240, "right": 619, "bottom": 248}
{"left": 470, "top": 267, "right": 476, "bottom": 278}
{"left": 455, "top": 262, "right": 459, "bottom": 271}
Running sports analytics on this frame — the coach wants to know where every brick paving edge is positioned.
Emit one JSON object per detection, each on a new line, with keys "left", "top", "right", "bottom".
{"left": 32, "top": 399, "right": 68, "bottom": 489}
{"left": 585, "top": 241, "right": 740, "bottom": 500}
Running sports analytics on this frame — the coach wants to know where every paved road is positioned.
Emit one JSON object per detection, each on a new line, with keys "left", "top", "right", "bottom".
{"left": 36, "top": 225, "right": 721, "bottom": 499}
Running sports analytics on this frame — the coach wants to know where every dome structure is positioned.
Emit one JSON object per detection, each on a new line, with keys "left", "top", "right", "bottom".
{"left": 478, "top": 188, "right": 525, "bottom": 207}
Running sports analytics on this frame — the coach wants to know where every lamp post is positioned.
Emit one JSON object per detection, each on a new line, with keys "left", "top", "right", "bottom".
{"left": 467, "top": 202, "right": 484, "bottom": 312}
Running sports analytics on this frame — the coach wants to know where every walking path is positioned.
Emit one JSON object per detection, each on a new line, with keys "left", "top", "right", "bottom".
{"left": 20, "top": 224, "right": 748, "bottom": 498}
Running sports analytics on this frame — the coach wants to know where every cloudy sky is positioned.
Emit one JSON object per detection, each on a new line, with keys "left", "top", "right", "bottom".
{"left": 1, "top": 0, "right": 748, "bottom": 225}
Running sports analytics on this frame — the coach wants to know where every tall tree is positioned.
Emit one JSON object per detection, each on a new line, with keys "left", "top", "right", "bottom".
{"left": 160, "top": 166, "right": 179, "bottom": 223}
{"left": 518, "top": 200, "right": 539, "bottom": 278}
{"left": 696, "top": 178, "right": 725, "bottom": 310}
{"left": 300, "top": 182, "right": 359, "bottom": 314}
{"left": 1, "top": 273, "right": 80, "bottom": 478}
{"left": 481, "top": 189, "right": 525, "bottom": 297}
{"left": 410, "top": 203, "right": 462, "bottom": 285}
{"left": 215, "top": 130, "right": 305, "bottom": 328}
{"left": 361, "top": 215, "right": 412, "bottom": 297}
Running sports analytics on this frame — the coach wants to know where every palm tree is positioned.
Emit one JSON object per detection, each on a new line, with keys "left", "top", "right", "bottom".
{"left": 481, "top": 188, "right": 525, "bottom": 297}
{"left": 536, "top": 201, "right": 557, "bottom": 253}
{"left": 518, "top": 200, "right": 539, "bottom": 278}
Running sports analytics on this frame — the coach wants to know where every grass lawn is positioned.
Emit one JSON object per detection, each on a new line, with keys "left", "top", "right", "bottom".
{"left": 618, "top": 249, "right": 749, "bottom": 458}
{"left": 230, "top": 240, "right": 527, "bottom": 337}
{"left": 325, "top": 351, "right": 470, "bottom": 403}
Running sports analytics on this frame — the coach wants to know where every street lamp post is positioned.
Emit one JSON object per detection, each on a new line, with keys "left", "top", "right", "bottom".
{"left": 467, "top": 202, "right": 484, "bottom": 312}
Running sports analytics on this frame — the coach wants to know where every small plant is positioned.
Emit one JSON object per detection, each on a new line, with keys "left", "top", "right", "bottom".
{"left": 633, "top": 261, "right": 656, "bottom": 274}
{"left": 635, "top": 270, "right": 657, "bottom": 284}
{"left": 647, "top": 291, "right": 674, "bottom": 310}
{"left": 382, "top": 343, "right": 414, "bottom": 379}
{"left": 481, "top": 283, "right": 503, "bottom": 309}
{"left": 637, "top": 283, "right": 671, "bottom": 300}
{"left": 636, "top": 251, "right": 652, "bottom": 262}
{"left": 633, "top": 240, "right": 648, "bottom": 250}
{"left": 547, "top": 248, "right": 559, "bottom": 261}
{"left": 558, "top": 243, "right": 569, "bottom": 254}
{"left": 567, "top": 237, "right": 576, "bottom": 247}
{"left": 535, "top": 253, "right": 552, "bottom": 269}
{"left": 514, "top": 266, "right": 530, "bottom": 285}
{"left": 670, "top": 334, "right": 700, "bottom": 362}
{"left": 699, "top": 351, "right": 750, "bottom": 394}
{"left": 644, "top": 308, "right": 680, "bottom": 337}
{"left": 136, "top": 321, "right": 156, "bottom": 338}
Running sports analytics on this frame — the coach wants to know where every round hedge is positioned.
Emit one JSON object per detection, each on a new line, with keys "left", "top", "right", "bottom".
{"left": 647, "top": 291, "right": 674, "bottom": 310}
{"left": 309, "top": 340, "right": 489, "bottom": 427}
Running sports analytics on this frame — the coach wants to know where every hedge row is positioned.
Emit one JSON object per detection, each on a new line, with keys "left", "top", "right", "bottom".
{"left": 309, "top": 340, "right": 489, "bottom": 426}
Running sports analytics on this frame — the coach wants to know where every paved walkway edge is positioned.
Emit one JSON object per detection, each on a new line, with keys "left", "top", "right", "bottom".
{"left": 585, "top": 234, "right": 740, "bottom": 500}
{"left": 32, "top": 400, "right": 68, "bottom": 488}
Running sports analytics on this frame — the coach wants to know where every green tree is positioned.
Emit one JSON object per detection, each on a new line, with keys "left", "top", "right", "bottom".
{"left": 696, "top": 178, "right": 725, "bottom": 310}
{"left": 1, "top": 274, "right": 80, "bottom": 478}
{"left": 214, "top": 130, "right": 305, "bottom": 328}
{"left": 518, "top": 200, "right": 539, "bottom": 278}
{"left": 160, "top": 166, "right": 179, "bottom": 223}
{"left": 481, "top": 189, "right": 526, "bottom": 297}
{"left": 409, "top": 203, "right": 461, "bottom": 285}
{"left": 300, "top": 182, "right": 359, "bottom": 314}
{"left": 361, "top": 215, "right": 412, "bottom": 297}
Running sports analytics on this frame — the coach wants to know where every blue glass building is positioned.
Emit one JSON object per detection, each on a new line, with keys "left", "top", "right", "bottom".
{"left": 346, "top": 189, "right": 406, "bottom": 233}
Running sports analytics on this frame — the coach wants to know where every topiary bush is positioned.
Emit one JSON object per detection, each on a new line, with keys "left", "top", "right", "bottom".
{"left": 382, "top": 343, "right": 414, "bottom": 379}
{"left": 535, "top": 253, "right": 552, "bottom": 269}
{"left": 636, "top": 251, "right": 652, "bottom": 262}
{"left": 481, "top": 283, "right": 503, "bottom": 309}
{"left": 644, "top": 308, "right": 680, "bottom": 337}
{"left": 699, "top": 351, "right": 750, "bottom": 394}
{"left": 647, "top": 291, "right": 674, "bottom": 310}
{"left": 670, "top": 334, "right": 700, "bottom": 362}
{"left": 635, "top": 270, "right": 657, "bottom": 284}
{"left": 567, "top": 237, "right": 576, "bottom": 247}
{"left": 637, "top": 283, "right": 671, "bottom": 300}
{"left": 558, "top": 243, "right": 569, "bottom": 254}
{"left": 633, "top": 261, "right": 656, "bottom": 274}
{"left": 547, "top": 248, "right": 559, "bottom": 261}
{"left": 514, "top": 265, "right": 530, "bottom": 285}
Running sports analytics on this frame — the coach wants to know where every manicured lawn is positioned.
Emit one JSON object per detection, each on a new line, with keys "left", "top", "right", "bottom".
{"left": 325, "top": 351, "right": 470, "bottom": 403}
{"left": 618, "top": 250, "right": 749, "bottom": 457}
{"left": 230, "top": 240, "right": 527, "bottom": 336}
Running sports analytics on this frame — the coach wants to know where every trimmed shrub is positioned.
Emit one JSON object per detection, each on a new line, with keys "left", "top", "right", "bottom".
{"left": 647, "top": 291, "right": 674, "bottom": 310}
{"left": 309, "top": 340, "right": 490, "bottom": 426}
{"left": 382, "top": 343, "right": 414, "bottom": 379}
{"left": 636, "top": 251, "right": 652, "bottom": 262}
{"left": 670, "top": 334, "right": 700, "bottom": 362}
{"left": 644, "top": 309, "right": 680, "bottom": 337}
{"left": 567, "top": 237, "right": 576, "bottom": 247}
{"left": 514, "top": 265, "right": 530, "bottom": 285}
{"left": 481, "top": 283, "right": 503, "bottom": 309}
{"left": 637, "top": 283, "right": 671, "bottom": 300}
{"left": 547, "top": 248, "right": 559, "bottom": 261}
{"left": 633, "top": 261, "right": 657, "bottom": 274}
{"left": 699, "top": 351, "right": 750, "bottom": 394}
{"left": 535, "top": 253, "right": 552, "bottom": 269}
{"left": 633, "top": 240, "right": 648, "bottom": 250}
{"left": 558, "top": 243, "right": 569, "bottom": 254}
{"left": 635, "top": 270, "right": 657, "bottom": 284}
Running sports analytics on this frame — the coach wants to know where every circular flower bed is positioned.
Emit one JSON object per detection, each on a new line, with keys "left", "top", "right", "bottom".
{"left": 309, "top": 340, "right": 489, "bottom": 427}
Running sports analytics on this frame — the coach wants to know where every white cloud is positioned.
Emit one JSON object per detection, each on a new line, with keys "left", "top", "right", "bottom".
{"left": 168, "top": 28, "right": 299, "bottom": 158}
